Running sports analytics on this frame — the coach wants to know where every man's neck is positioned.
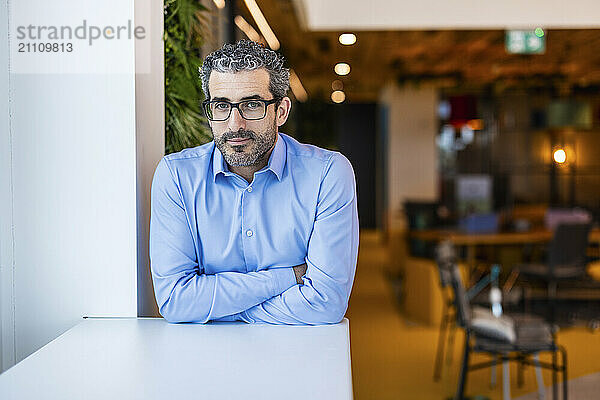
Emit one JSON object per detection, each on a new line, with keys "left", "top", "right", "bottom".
{"left": 227, "top": 137, "right": 277, "bottom": 184}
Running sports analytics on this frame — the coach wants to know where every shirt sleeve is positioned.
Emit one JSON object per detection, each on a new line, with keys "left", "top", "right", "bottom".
{"left": 239, "top": 153, "right": 359, "bottom": 325}
{"left": 149, "top": 157, "right": 297, "bottom": 323}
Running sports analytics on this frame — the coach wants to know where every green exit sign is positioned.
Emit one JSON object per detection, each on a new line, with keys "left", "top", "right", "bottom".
{"left": 505, "top": 30, "right": 546, "bottom": 54}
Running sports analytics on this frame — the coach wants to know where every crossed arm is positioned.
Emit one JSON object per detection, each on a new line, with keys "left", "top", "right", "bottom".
{"left": 149, "top": 154, "right": 358, "bottom": 325}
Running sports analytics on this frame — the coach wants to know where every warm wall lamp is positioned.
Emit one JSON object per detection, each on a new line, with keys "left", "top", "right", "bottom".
{"left": 553, "top": 148, "right": 567, "bottom": 164}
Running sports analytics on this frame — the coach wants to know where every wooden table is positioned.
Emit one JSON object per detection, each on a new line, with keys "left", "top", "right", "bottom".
{"left": 410, "top": 228, "right": 600, "bottom": 282}
{"left": 409, "top": 228, "right": 600, "bottom": 246}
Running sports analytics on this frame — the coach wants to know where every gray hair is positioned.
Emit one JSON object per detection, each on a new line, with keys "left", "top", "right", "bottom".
{"left": 200, "top": 39, "right": 290, "bottom": 100}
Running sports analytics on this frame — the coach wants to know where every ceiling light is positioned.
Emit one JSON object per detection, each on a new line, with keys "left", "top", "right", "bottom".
{"left": 243, "top": 0, "right": 280, "bottom": 50}
{"left": 213, "top": 0, "right": 225, "bottom": 9}
{"left": 290, "top": 69, "right": 308, "bottom": 102}
{"left": 338, "top": 33, "right": 356, "bottom": 45}
{"left": 334, "top": 63, "right": 350, "bottom": 76}
{"left": 331, "top": 90, "right": 346, "bottom": 103}
{"left": 234, "top": 15, "right": 261, "bottom": 43}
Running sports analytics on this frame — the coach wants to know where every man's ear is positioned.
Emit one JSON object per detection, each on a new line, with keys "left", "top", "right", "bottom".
{"left": 203, "top": 100, "right": 214, "bottom": 130}
{"left": 276, "top": 96, "right": 292, "bottom": 128}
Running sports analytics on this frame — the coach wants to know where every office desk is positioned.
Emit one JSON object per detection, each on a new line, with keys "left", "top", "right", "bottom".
{"left": 0, "top": 318, "right": 353, "bottom": 400}
{"left": 409, "top": 228, "right": 600, "bottom": 246}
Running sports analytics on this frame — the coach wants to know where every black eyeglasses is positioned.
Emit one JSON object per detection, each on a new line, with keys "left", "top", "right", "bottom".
{"left": 202, "top": 98, "right": 280, "bottom": 121}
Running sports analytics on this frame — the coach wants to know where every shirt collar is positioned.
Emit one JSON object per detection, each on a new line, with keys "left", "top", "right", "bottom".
{"left": 212, "top": 133, "right": 286, "bottom": 182}
{"left": 265, "top": 133, "right": 285, "bottom": 181}
{"left": 212, "top": 141, "right": 228, "bottom": 182}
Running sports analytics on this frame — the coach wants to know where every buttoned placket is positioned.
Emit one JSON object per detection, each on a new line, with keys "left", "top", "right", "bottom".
{"left": 240, "top": 176, "right": 260, "bottom": 273}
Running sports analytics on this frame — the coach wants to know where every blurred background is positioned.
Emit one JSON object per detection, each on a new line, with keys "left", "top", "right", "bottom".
{"left": 2, "top": 0, "right": 600, "bottom": 398}
{"left": 186, "top": 1, "right": 600, "bottom": 398}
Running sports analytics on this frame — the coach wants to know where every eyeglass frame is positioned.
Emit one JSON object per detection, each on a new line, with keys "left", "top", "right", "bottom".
{"left": 202, "top": 97, "right": 281, "bottom": 121}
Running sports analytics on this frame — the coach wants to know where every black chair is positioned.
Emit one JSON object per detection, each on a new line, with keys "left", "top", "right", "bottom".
{"left": 517, "top": 223, "right": 591, "bottom": 323}
{"left": 404, "top": 201, "right": 442, "bottom": 258}
{"left": 433, "top": 247, "right": 456, "bottom": 381}
{"left": 433, "top": 240, "right": 477, "bottom": 382}
{"left": 438, "top": 242, "right": 569, "bottom": 400}
{"left": 433, "top": 242, "right": 522, "bottom": 384}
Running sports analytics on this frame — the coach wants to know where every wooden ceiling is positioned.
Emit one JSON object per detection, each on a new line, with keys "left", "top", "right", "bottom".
{"left": 237, "top": 0, "right": 600, "bottom": 102}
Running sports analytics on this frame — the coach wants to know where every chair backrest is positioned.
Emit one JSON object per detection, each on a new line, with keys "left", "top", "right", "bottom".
{"left": 449, "top": 264, "right": 472, "bottom": 329}
{"left": 548, "top": 223, "right": 591, "bottom": 276}
{"left": 435, "top": 240, "right": 455, "bottom": 288}
{"left": 436, "top": 241, "right": 471, "bottom": 328}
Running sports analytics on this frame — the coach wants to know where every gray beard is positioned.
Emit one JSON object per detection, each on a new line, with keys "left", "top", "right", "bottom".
{"left": 214, "top": 124, "right": 277, "bottom": 167}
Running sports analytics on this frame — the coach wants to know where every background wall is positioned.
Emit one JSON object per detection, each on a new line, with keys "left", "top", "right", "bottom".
{"left": 379, "top": 83, "right": 438, "bottom": 231}
{"left": 336, "top": 103, "right": 377, "bottom": 229}
{"left": 492, "top": 91, "right": 600, "bottom": 208}
{"left": 290, "top": 102, "right": 379, "bottom": 230}
{"left": 135, "top": 0, "right": 163, "bottom": 318}
{"left": 0, "top": 0, "right": 147, "bottom": 372}
{"left": 0, "top": 0, "right": 12, "bottom": 371}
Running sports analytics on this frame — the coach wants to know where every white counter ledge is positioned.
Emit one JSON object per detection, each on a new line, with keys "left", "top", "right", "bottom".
{"left": 0, "top": 317, "right": 353, "bottom": 400}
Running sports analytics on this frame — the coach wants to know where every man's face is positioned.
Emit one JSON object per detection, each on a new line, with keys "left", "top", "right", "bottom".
{"left": 207, "top": 69, "right": 278, "bottom": 167}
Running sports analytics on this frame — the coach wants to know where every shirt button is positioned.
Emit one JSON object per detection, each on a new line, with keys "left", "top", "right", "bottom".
{"left": 246, "top": 229, "right": 253, "bottom": 237}
{"left": 247, "top": 186, "right": 253, "bottom": 192}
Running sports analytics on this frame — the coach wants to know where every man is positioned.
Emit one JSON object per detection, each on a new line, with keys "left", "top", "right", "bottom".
{"left": 149, "top": 40, "right": 359, "bottom": 324}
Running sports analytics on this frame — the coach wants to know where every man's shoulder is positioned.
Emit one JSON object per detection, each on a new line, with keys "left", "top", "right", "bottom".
{"left": 280, "top": 133, "right": 353, "bottom": 177}
{"left": 154, "top": 142, "right": 215, "bottom": 185}
{"left": 280, "top": 133, "right": 336, "bottom": 163}
{"left": 163, "top": 141, "right": 215, "bottom": 164}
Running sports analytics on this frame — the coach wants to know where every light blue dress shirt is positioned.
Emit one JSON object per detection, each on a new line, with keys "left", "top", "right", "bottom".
{"left": 149, "top": 132, "right": 359, "bottom": 325}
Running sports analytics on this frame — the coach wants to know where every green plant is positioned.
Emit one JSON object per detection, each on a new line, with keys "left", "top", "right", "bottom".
{"left": 164, "top": 0, "right": 212, "bottom": 154}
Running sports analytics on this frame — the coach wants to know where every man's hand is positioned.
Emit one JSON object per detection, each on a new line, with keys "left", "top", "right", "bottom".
{"left": 292, "top": 263, "right": 307, "bottom": 284}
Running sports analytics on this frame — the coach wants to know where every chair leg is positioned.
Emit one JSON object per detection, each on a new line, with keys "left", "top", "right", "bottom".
{"left": 434, "top": 306, "right": 450, "bottom": 381}
{"left": 490, "top": 355, "right": 497, "bottom": 388}
{"left": 502, "top": 358, "right": 511, "bottom": 400}
{"left": 552, "top": 350, "right": 558, "bottom": 400}
{"left": 533, "top": 353, "right": 545, "bottom": 400}
{"left": 446, "top": 319, "right": 457, "bottom": 366}
{"left": 517, "top": 355, "right": 525, "bottom": 388}
{"left": 455, "top": 334, "right": 470, "bottom": 400}
{"left": 561, "top": 347, "right": 568, "bottom": 400}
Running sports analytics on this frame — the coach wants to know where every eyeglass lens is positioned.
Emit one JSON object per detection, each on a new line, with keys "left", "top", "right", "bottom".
{"left": 209, "top": 100, "right": 266, "bottom": 121}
